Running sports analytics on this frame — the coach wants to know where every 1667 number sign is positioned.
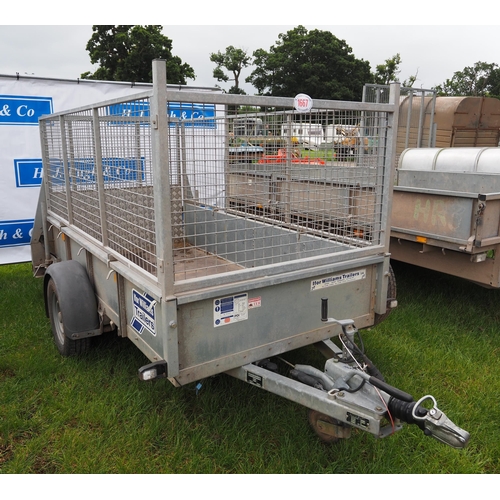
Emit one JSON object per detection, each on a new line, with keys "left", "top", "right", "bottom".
{"left": 293, "top": 93, "right": 313, "bottom": 112}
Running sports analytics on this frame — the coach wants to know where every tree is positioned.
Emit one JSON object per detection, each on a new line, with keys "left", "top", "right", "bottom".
{"left": 81, "top": 25, "right": 195, "bottom": 84}
{"left": 374, "top": 53, "right": 402, "bottom": 85}
{"left": 210, "top": 46, "right": 251, "bottom": 94}
{"left": 435, "top": 61, "right": 500, "bottom": 97}
{"left": 246, "top": 26, "right": 372, "bottom": 101}
{"left": 374, "top": 53, "right": 418, "bottom": 88}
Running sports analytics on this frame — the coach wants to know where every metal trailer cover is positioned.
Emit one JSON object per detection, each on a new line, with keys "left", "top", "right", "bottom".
{"left": 396, "top": 96, "right": 500, "bottom": 154}
{"left": 392, "top": 147, "right": 500, "bottom": 288}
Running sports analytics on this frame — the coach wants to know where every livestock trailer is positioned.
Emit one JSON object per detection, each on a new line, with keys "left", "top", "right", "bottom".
{"left": 30, "top": 60, "right": 468, "bottom": 447}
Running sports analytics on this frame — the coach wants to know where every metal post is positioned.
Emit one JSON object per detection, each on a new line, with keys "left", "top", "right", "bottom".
{"left": 92, "top": 107, "right": 109, "bottom": 248}
{"left": 405, "top": 91, "right": 413, "bottom": 149}
{"left": 417, "top": 89, "right": 425, "bottom": 148}
{"left": 150, "top": 59, "right": 174, "bottom": 295}
{"left": 382, "top": 82, "right": 400, "bottom": 248}
{"left": 150, "top": 59, "right": 179, "bottom": 378}
{"left": 375, "top": 81, "right": 400, "bottom": 317}
{"left": 38, "top": 122, "right": 53, "bottom": 264}
{"left": 60, "top": 115, "right": 74, "bottom": 225}
{"left": 428, "top": 92, "right": 437, "bottom": 147}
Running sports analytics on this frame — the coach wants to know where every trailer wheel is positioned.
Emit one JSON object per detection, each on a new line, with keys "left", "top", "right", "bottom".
{"left": 374, "top": 264, "right": 397, "bottom": 326}
{"left": 47, "top": 278, "right": 92, "bottom": 356}
{"left": 308, "top": 409, "right": 350, "bottom": 443}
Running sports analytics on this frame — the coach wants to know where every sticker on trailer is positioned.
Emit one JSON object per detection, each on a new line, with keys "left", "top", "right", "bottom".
{"left": 247, "top": 371, "right": 263, "bottom": 387}
{"left": 248, "top": 296, "right": 261, "bottom": 309}
{"left": 131, "top": 289, "right": 157, "bottom": 336}
{"left": 311, "top": 269, "right": 366, "bottom": 291}
{"left": 213, "top": 293, "right": 248, "bottom": 327}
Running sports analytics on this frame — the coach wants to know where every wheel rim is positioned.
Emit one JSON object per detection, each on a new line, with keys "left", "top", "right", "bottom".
{"left": 50, "top": 289, "right": 66, "bottom": 346}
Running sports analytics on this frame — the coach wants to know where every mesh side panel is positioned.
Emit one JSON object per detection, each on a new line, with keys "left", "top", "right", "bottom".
{"left": 170, "top": 104, "right": 390, "bottom": 282}
{"left": 96, "top": 107, "right": 156, "bottom": 274}
{"left": 66, "top": 112, "right": 103, "bottom": 242}
{"left": 105, "top": 186, "right": 156, "bottom": 273}
{"left": 41, "top": 119, "right": 69, "bottom": 220}
{"left": 43, "top": 98, "right": 158, "bottom": 276}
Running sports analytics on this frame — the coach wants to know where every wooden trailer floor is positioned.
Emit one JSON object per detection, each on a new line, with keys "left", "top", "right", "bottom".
{"left": 173, "top": 240, "right": 243, "bottom": 281}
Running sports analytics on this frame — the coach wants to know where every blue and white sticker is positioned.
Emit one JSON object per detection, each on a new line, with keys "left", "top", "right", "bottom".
{"left": 214, "top": 293, "right": 248, "bottom": 328}
{"left": 311, "top": 269, "right": 366, "bottom": 291}
{"left": 131, "top": 289, "right": 157, "bottom": 336}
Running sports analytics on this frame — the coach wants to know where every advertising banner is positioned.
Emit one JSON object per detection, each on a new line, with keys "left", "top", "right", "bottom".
{"left": 0, "top": 75, "right": 218, "bottom": 265}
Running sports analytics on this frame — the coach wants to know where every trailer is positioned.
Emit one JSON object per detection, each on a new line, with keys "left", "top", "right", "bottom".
{"left": 281, "top": 121, "right": 324, "bottom": 149}
{"left": 30, "top": 60, "right": 468, "bottom": 448}
{"left": 364, "top": 84, "right": 500, "bottom": 287}
{"left": 391, "top": 147, "right": 500, "bottom": 288}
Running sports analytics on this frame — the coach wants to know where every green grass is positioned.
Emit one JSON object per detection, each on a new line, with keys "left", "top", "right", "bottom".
{"left": 1, "top": 261, "right": 499, "bottom": 474}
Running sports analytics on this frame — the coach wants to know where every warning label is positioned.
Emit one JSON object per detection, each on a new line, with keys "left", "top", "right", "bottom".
{"left": 248, "top": 296, "right": 261, "bottom": 309}
{"left": 214, "top": 293, "right": 248, "bottom": 327}
{"left": 311, "top": 269, "right": 366, "bottom": 291}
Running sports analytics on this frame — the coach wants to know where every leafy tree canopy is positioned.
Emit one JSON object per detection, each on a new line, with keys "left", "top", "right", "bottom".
{"left": 210, "top": 46, "right": 251, "bottom": 94}
{"left": 81, "top": 25, "right": 195, "bottom": 84}
{"left": 374, "top": 53, "right": 402, "bottom": 85}
{"left": 435, "top": 61, "right": 500, "bottom": 98}
{"left": 246, "top": 26, "right": 372, "bottom": 101}
{"left": 374, "top": 53, "right": 419, "bottom": 88}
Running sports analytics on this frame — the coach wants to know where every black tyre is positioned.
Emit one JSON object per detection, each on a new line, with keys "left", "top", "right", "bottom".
{"left": 47, "top": 278, "right": 92, "bottom": 356}
{"left": 374, "top": 264, "right": 397, "bottom": 326}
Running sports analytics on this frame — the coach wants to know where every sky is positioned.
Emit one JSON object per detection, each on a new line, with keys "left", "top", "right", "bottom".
{"left": 1, "top": 9, "right": 499, "bottom": 96}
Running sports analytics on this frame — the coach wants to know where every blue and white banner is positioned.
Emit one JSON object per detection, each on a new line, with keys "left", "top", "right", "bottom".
{"left": 0, "top": 74, "right": 221, "bottom": 265}
{"left": 0, "top": 219, "right": 34, "bottom": 248}
{"left": 0, "top": 77, "right": 152, "bottom": 264}
{"left": 107, "top": 101, "right": 216, "bottom": 127}
{"left": 14, "top": 159, "right": 43, "bottom": 187}
{"left": 0, "top": 95, "right": 53, "bottom": 126}
{"left": 47, "top": 157, "right": 146, "bottom": 186}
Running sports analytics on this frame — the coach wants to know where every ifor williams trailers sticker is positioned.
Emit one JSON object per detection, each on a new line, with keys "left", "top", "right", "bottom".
{"left": 311, "top": 269, "right": 366, "bottom": 291}
{"left": 131, "top": 289, "right": 157, "bottom": 336}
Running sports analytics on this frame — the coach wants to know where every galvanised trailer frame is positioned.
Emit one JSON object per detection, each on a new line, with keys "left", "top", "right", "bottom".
{"left": 30, "top": 60, "right": 468, "bottom": 447}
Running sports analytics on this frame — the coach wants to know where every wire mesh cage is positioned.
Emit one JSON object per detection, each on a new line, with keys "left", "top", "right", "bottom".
{"left": 170, "top": 102, "right": 391, "bottom": 286}
{"left": 40, "top": 88, "right": 397, "bottom": 290}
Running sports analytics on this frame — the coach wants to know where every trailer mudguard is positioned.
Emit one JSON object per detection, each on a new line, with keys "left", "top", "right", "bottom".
{"left": 43, "top": 260, "right": 100, "bottom": 336}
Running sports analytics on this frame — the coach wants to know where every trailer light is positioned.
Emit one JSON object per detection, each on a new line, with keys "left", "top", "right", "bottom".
{"left": 138, "top": 361, "right": 168, "bottom": 381}
{"left": 416, "top": 236, "right": 427, "bottom": 244}
{"left": 470, "top": 253, "right": 487, "bottom": 263}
